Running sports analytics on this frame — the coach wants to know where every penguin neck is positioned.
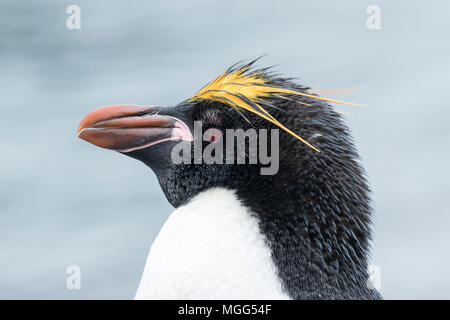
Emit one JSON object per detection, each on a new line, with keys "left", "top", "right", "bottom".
{"left": 233, "top": 151, "right": 378, "bottom": 299}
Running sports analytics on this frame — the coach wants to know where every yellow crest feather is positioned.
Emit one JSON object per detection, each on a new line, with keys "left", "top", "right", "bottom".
{"left": 189, "top": 63, "right": 361, "bottom": 152}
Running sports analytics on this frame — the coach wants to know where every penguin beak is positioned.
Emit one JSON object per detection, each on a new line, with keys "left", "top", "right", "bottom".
{"left": 77, "top": 105, "right": 193, "bottom": 152}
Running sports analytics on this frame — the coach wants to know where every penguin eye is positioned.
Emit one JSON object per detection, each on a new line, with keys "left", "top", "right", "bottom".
{"left": 204, "top": 128, "right": 222, "bottom": 143}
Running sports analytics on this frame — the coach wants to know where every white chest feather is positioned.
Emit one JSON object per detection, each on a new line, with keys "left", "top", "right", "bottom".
{"left": 134, "top": 188, "right": 289, "bottom": 299}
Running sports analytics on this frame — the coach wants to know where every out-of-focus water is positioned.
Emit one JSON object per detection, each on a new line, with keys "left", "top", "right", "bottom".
{"left": 0, "top": 0, "right": 449, "bottom": 299}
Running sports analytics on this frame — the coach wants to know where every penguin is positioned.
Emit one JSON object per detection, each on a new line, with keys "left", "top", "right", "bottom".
{"left": 77, "top": 60, "right": 382, "bottom": 300}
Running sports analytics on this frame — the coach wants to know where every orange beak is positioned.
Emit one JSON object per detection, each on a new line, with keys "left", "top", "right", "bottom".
{"left": 77, "top": 105, "right": 193, "bottom": 152}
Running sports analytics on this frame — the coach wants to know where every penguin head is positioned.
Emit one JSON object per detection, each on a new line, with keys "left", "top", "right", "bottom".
{"left": 77, "top": 60, "right": 357, "bottom": 207}
{"left": 77, "top": 99, "right": 272, "bottom": 207}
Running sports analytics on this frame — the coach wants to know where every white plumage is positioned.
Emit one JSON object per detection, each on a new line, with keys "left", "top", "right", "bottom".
{"left": 135, "top": 188, "right": 289, "bottom": 300}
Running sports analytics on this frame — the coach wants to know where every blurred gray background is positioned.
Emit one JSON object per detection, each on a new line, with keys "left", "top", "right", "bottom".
{"left": 1, "top": 0, "right": 449, "bottom": 299}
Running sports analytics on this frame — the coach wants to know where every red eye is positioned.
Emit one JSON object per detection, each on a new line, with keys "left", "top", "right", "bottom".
{"left": 204, "top": 128, "right": 222, "bottom": 143}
